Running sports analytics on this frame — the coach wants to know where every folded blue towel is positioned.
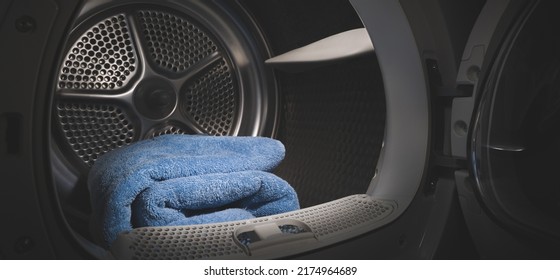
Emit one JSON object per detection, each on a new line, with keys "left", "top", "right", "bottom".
{"left": 88, "top": 135, "right": 299, "bottom": 248}
{"left": 132, "top": 171, "right": 298, "bottom": 227}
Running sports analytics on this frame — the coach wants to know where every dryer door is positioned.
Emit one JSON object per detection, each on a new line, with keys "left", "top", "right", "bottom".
{"left": 455, "top": 0, "right": 560, "bottom": 258}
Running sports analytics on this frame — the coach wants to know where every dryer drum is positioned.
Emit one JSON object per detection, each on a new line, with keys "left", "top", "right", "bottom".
{"left": 49, "top": 0, "right": 386, "bottom": 250}
{"left": 53, "top": 8, "right": 242, "bottom": 168}
{"left": 49, "top": 1, "right": 281, "bottom": 239}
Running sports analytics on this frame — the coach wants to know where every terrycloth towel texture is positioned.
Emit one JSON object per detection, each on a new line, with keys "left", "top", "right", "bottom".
{"left": 88, "top": 135, "right": 299, "bottom": 248}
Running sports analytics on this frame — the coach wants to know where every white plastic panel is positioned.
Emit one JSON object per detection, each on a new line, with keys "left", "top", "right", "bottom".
{"left": 110, "top": 195, "right": 395, "bottom": 259}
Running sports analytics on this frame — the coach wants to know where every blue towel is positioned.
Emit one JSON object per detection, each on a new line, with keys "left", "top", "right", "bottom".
{"left": 88, "top": 135, "right": 299, "bottom": 248}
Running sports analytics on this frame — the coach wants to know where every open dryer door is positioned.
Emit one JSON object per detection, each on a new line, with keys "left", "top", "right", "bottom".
{"left": 454, "top": 0, "right": 560, "bottom": 258}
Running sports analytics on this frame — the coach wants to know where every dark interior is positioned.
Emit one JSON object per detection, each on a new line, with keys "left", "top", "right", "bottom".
{"left": 243, "top": 0, "right": 385, "bottom": 207}
{"left": 273, "top": 57, "right": 385, "bottom": 207}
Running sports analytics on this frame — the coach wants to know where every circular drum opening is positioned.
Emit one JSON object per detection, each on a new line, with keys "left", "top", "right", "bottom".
{"left": 49, "top": 0, "right": 388, "bottom": 255}
{"left": 472, "top": 0, "right": 560, "bottom": 240}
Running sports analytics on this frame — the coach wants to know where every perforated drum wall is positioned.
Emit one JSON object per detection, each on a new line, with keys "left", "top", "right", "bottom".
{"left": 136, "top": 10, "right": 219, "bottom": 73}
{"left": 53, "top": 7, "right": 242, "bottom": 167}
{"left": 55, "top": 103, "right": 136, "bottom": 166}
{"left": 182, "top": 60, "right": 237, "bottom": 136}
{"left": 57, "top": 14, "right": 137, "bottom": 91}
